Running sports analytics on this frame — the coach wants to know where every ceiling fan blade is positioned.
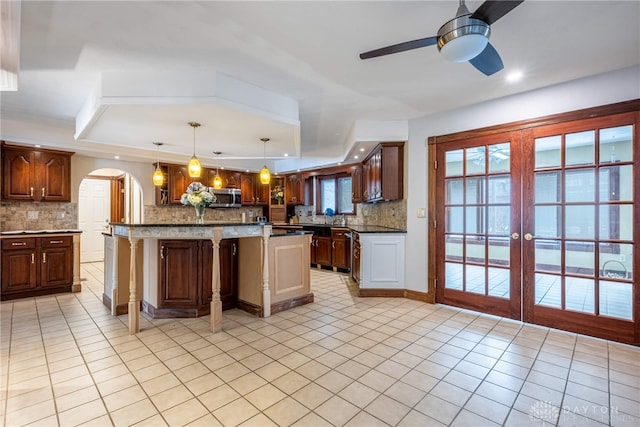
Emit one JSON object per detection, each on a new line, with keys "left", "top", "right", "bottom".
{"left": 359, "top": 36, "right": 437, "bottom": 60}
{"left": 471, "top": 0, "right": 524, "bottom": 25}
{"left": 469, "top": 43, "right": 504, "bottom": 76}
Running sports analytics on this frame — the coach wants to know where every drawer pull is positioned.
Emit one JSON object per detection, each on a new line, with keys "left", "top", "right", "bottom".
{"left": 43, "top": 253, "right": 47, "bottom": 264}
{"left": 11, "top": 242, "right": 27, "bottom": 246}
{"left": 30, "top": 187, "right": 34, "bottom": 197}
{"left": 49, "top": 240, "right": 63, "bottom": 244}
{"left": 42, "top": 187, "right": 46, "bottom": 198}
{"left": 32, "top": 253, "right": 35, "bottom": 264}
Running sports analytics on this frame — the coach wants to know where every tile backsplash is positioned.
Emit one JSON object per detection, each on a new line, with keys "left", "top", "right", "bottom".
{"left": 294, "top": 199, "right": 407, "bottom": 230}
{"left": 144, "top": 205, "right": 264, "bottom": 224}
{"left": 0, "top": 202, "right": 78, "bottom": 231}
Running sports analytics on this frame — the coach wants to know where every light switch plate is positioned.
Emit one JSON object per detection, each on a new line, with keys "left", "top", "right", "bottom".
{"left": 417, "top": 208, "right": 426, "bottom": 218}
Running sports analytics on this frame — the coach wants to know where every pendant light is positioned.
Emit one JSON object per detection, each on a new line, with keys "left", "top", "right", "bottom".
{"left": 212, "top": 151, "right": 223, "bottom": 189}
{"left": 152, "top": 142, "right": 164, "bottom": 186}
{"left": 259, "top": 137, "right": 271, "bottom": 185}
{"left": 187, "top": 121, "right": 202, "bottom": 178}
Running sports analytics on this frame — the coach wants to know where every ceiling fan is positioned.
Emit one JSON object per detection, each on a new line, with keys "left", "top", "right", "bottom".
{"left": 359, "top": 0, "right": 524, "bottom": 76}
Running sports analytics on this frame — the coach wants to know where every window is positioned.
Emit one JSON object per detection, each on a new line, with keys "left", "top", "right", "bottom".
{"left": 317, "top": 174, "right": 354, "bottom": 214}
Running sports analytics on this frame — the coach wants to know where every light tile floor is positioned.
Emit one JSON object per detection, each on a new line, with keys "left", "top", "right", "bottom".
{"left": 1, "top": 262, "right": 639, "bottom": 426}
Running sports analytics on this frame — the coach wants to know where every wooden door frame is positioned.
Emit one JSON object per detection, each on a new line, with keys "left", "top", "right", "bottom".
{"left": 427, "top": 99, "right": 640, "bottom": 344}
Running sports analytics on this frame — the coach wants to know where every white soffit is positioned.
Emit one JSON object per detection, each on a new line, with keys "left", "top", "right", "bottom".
{"left": 0, "top": 0, "right": 21, "bottom": 91}
{"left": 74, "top": 70, "right": 300, "bottom": 160}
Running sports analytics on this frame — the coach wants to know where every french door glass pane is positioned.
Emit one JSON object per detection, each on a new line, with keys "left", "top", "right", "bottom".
{"left": 600, "top": 243, "right": 633, "bottom": 280}
{"left": 446, "top": 179, "right": 464, "bottom": 204}
{"left": 565, "top": 277, "right": 595, "bottom": 313}
{"left": 488, "top": 267, "right": 510, "bottom": 298}
{"left": 599, "top": 281, "right": 633, "bottom": 320}
{"left": 565, "top": 130, "right": 595, "bottom": 166}
{"left": 535, "top": 172, "right": 560, "bottom": 203}
{"left": 445, "top": 235, "right": 463, "bottom": 261}
{"left": 488, "top": 237, "right": 509, "bottom": 266}
{"left": 488, "top": 206, "right": 510, "bottom": 235}
{"left": 565, "top": 241, "right": 595, "bottom": 276}
{"left": 446, "top": 207, "right": 464, "bottom": 233}
{"left": 466, "top": 147, "right": 486, "bottom": 175}
{"left": 535, "top": 273, "right": 561, "bottom": 307}
{"left": 488, "top": 175, "right": 510, "bottom": 203}
{"left": 446, "top": 150, "right": 464, "bottom": 177}
{"left": 466, "top": 265, "right": 485, "bottom": 294}
{"left": 535, "top": 206, "right": 561, "bottom": 238}
{"left": 535, "top": 240, "right": 561, "bottom": 273}
{"left": 466, "top": 236, "right": 485, "bottom": 263}
{"left": 565, "top": 205, "right": 594, "bottom": 239}
{"left": 535, "top": 135, "right": 561, "bottom": 168}
{"left": 600, "top": 125, "right": 633, "bottom": 164}
{"left": 565, "top": 169, "right": 595, "bottom": 202}
{"left": 465, "top": 207, "right": 484, "bottom": 234}
{"left": 445, "top": 262, "right": 463, "bottom": 290}
{"left": 600, "top": 165, "right": 633, "bottom": 201}
{"left": 488, "top": 143, "right": 510, "bottom": 173}
{"left": 599, "top": 205, "right": 633, "bottom": 240}
{"left": 466, "top": 177, "right": 485, "bottom": 204}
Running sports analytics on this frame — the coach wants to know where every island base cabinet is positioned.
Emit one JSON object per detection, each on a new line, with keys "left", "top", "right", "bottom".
{"left": 151, "top": 239, "right": 239, "bottom": 318}
{"left": 357, "top": 233, "right": 406, "bottom": 294}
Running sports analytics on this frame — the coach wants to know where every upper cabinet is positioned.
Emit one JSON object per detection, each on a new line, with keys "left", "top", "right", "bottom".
{"left": 240, "top": 173, "right": 269, "bottom": 206}
{"left": 285, "top": 173, "right": 305, "bottom": 205}
{"left": 350, "top": 164, "right": 363, "bottom": 204}
{"left": 2, "top": 144, "right": 73, "bottom": 202}
{"left": 362, "top": 142, "right": 404, "bottom": 203}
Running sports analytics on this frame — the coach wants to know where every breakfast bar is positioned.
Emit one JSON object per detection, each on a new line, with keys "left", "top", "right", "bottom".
{"left": 109, "top": 222, "right": 281, "bottom": 335}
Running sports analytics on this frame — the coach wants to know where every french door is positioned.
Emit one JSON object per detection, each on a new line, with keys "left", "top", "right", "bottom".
{"left": 434, "top": 110, "right": 639, "bottom": 344}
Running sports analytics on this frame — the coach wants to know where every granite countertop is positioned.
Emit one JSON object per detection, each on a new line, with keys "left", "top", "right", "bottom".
{"left": 110, "top": 221, "right": 272, "bottom": 227}
{"left": 295, "top": 223, "right": 406, "bottom": 233}
{"left": 1, "top": 229, "right": 83, "bottom": 236}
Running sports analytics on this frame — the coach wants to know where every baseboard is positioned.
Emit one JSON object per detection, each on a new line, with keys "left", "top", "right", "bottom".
{"left": 358, "top": 288, "right": 432, "bottom": 302}
{"left": 271, "top": 293, "right": 314, "bottom": 315}
{"left": 237, "top": 299, "right": 262, "bottom": 317}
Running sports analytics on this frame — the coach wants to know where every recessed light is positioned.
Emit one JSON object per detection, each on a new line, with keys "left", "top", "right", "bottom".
{"left": 506, "top": 71, "right": 523, "bottom": 83}
{"left": 337, "top": 162, "right": 342, "bottom": 165}
{"left": 284, "top": 153, "right": 289, "bottom": 157}
{"left": 354, "top": 155, "right": 359, "bottom": 159}
{"left": 35, "top": 144, "right": 41, "bottom": 148}
{"left": 114, "top": 156, "right": 120, "bottom": 159}
{"left": 296, "top": 169, "right": 301, "bottom": 172}
{"left": 359, "top": 148, "right": 365, "bottom": 152}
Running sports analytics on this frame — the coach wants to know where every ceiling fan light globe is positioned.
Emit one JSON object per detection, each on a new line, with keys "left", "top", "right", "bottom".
{"left": 440, "top": 34, "right": 488, "bottom": 62}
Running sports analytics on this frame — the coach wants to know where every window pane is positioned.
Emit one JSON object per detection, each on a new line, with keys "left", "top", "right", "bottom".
{"left": 565, "top": 277, "right": 595, "bottom": 313}
{"left": 466, "top": 147, "right": 486, "bottom": 175}
{"left": 466, "top": 265, "right": 485, "bottom": 294}
{"left": 566, "top": 130, "right": 595, "bottom": 166}
{"left": 535, "top": 171, "right": 560, "bottom": 203}
{"left": 600, "top": 243, "right": 633, "bottom": 281}
{"left": 446, "top": 179, "right": 464, "bottom": 204}
{"left": 338, "top": 177, "right": 353, "bottom": 213}
{"left": 535, "top": 273, "right": 561, "bottom": 308}
{"left": 600, "top": 165, "right": 633, "bottom": 202}
{"left": 488, "top": 175, "right": 510, "bottom": 204}
{"left": 487, "top": 206, "right": 510, "bottom": 236}
{"left": 488, "top": 267, "right": 510, "bottom": 298}
{"left": 445, "top": 235, "right": 463, "bottom": 262}
{"left": 535, "top": 240, "right": 561, "bottom": 273}
{"left": 466, "top": 177, "right": 485, "bottom": 204}
{"left": 600, "top": 125, "right": 633, "bottom": 164}
{"left": 599, "top": 281, "right": 632, "bottom": 319}
{"left": 445, "top": 262, "right": 463, "bottom": 290}
{"left": 565, "top": 241, "right": 595, "bottom": 276}
{"left": 446, "top": 150, "right": 464, "bottom": 177}
{"left": 321, "top": 179, "right": 335, "bottom": 214}
{"left": 446, "top": 207, "right": 464, "bottom": 233}
{"left": 565, "top": 205, "right": 594, "bottom": 239}
{"left": 599, "top": 205, "right": 633, "bottom": 241}
{"left": 488, "top": 143, "right": 510, "bottom": 173}
{"left": 535, "top": 206, "right": 561, "bottom": 238}
{"left": 465, "top": 236, "right": 485, "bottom": 263}
{"left": 535, "top": 135, "right": 561, "bottom": 168}
{"left": 565, "top": 169, "right": 595, "bottom": 202}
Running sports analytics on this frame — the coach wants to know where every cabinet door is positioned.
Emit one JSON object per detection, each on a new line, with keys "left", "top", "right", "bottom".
{"left": 39, "top": 151, "right": 71, "bottom": 202}
{"left": 2, "top": 148, "right": 35, "bottom": 201}
{"left": 168, "top": 165, "right": 192, "bottom": 204}
{"left": 286, "top": 174, "right": 304, "bottom": 204}
{"left": 316, "top": 236, "right": 332, "bottom": 266}
{"left": 255, "top": 180, "right": 270, "bottom": 205}
{"left": 240, "top": 174, "right": 256, "bottom": 205}
{"left": 202, "top": 239, "right": 238, "bottom": 310}
{"left": 159, "top": 240, "right": 199, "bottom": 307}
{"left": 41, "top": 246, "right": 73, "bottom": 287}
{"left": 1, "top": 249, "right": 38, "bottom": 293}
{"left": 331, "top": 229, "right": 350, "bottom": 269}
{"left": 351, "top": 165, "right": 363, "bottom": 204}
{"left": 225, "top": 171, "right": 242, "bottom": 189}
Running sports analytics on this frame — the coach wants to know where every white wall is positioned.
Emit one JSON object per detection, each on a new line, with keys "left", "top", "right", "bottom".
{"left": 404, "top": 65, "right": 640, "bottom": 293}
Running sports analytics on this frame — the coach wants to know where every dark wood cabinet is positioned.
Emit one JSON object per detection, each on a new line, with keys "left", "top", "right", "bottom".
{"left": 1, "top": 236, "right": 73, "bottom": 299}
{"left": 315, "top": 236, "right": 332, "bottom": 266}
{"left": 241, "top": 173, "right": 269, "bottom": 205}
{"left": 158, "top": 239, "right": 238, "bottom": 314}
{"left": 285, "top": 173, "right": 305, "bottom": 205}
{"left": 351, "top": 232, "right": 361, "bottom": 283}
{"left": 331, "top": 228, "right": 351, "bottom": 270}
{"left": 2, "top": 144, "right": 73, "bottom": 202}
{"left": 223, "top": 170, "right": 242, "bottom": 189}
{"left": 362, "top": 142, "right": 403, "bottom": 203}
{"left": 167, "top": 164, "right": 193, "bottom": 204}
{"left": 351, "top": 164, "right": 363, "bottom": 204}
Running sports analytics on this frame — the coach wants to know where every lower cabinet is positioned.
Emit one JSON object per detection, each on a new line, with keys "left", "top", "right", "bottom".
{"left": 1, "top": 236, "right": 73, "bottom": 299}
{"left": 315, "top": 236, "right": 332, "bottom": 266}
{"left": 307, "top": 227, "right": 351, "bottom": 271}
{"left": 158, "top": 239, "right": 238, "bottom": 314}
{"left": 331, "top": 228, "right": 350, "bottom": 270}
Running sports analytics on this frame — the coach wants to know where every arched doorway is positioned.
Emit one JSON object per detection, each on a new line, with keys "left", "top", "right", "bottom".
{"left": 78, "top": 169, "right": 143, "bottom": 263}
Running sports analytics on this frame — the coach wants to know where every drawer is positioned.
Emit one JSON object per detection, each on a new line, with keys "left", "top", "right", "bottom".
{"left": 41, "top": 236, "right": 72, "bottom": 248}
{"left": 2, "top": 238, "right": 36, "bottom": 250}
{"left": 331, "top": 229, "right": 349, "bottom": 239}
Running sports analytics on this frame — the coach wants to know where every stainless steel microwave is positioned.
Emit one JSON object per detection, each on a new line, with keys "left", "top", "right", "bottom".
{"left": 209, "top": 188, "right": 241, "bottom": 208}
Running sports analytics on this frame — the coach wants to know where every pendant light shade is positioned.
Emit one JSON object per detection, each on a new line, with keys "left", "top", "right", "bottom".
{"left": 187, "top": 122, "right": 202, "bottom": 178}
{"left": 259, "top": 137, "right": 271, "bottom": 185}
{"left": 212, "top": 151, "right": 223, "bottom": 189}
{"left": 152, "top": 142, "right": 164, "bottom": 186}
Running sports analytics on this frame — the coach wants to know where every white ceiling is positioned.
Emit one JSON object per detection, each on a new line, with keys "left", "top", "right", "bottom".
{"left": 1, "top": 1, "right": 639, "bottom": 173}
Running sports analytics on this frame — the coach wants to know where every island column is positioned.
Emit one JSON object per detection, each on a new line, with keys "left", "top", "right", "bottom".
{"left": 210, "top": 227, "right": 223, "bottom": 332}
{"left": 128, "top": 236, "right": 140, "bottom": 334}
{"left": 262, "top": 224, "right": 272, "bottom": 317}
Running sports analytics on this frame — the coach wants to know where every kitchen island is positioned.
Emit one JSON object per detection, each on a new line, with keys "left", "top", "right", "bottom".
{"left": 106, "top": 222, "right": 312, "bottom": 334}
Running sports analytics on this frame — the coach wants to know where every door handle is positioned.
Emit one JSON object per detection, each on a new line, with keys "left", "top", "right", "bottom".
{"left": 232, "top": 243, "right": 237, "bottom": 256}
{"left": 524, "top": 233, "right": 534, "bottom": 241}
{"left": 511, "top": 233, "right": 519, "bottom": 240}
{"left": 160, "top": 246, "right": 164, "bottom": 259}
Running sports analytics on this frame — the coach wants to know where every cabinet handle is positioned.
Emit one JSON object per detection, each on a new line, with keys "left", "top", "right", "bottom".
{"left": 332, "top": 241, "right": 336, "bottom": 249}
{"left": 160, "top": 246, "right": 164, "bottom": 259}
{"left": 32, "top": 253, "right": 35, "bottom": 264}
{"left": 42, "top": 187, "right": 45, "bottom": 198}
{"left": 232, "top": 243, "right": 237, "bottom": 256}
{"left": 11, "top": 242, "right": 26, "bottom": 246}
{"left": 49, "top": 240, "right": 63, "bottom": 244}
{"left": 30, "top": 187, "right": 34, "bottom": 197}
{"left": 42, "top": 253, "right": 47, "bottom": 264}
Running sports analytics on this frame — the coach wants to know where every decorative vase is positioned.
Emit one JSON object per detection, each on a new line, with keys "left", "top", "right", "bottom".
{"left": 194, "top": 204, "right": 205, "bottom": 224}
